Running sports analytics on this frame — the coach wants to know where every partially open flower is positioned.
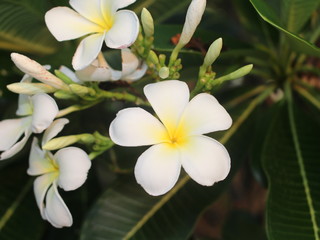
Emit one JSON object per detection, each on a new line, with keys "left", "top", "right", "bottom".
{"left": 0, "top": 93, "right": 58, "bottom": 160}
{"left": 45, "top": 0, "right": 139, "bottom": 70}
{"left": 66, "top": 49, "right": 147, "bottom": 82}
{"left": 27, "top": 119, "right": 91, "bottom": 228}
{"left": 109, "top": 80, "right": 232, "bottom": 196}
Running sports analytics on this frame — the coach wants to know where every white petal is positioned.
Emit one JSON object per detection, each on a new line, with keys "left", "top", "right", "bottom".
{"left": 72, "top": 32, "right": 105, "bottom": 70}
{"left": 45, "top": 7, "right": 102, "bottom": 41}
{"left": 42, "top": 118, "right": 69, "bottom": 146}
{"left": 16, "top": 94, "right": 32, "bottom": 116}
{"left": 178, "top": 93, "right": 232, "bottom": 136}
{"left": 31, "top": 94, "right": 59, "bottom": 134}
{"left": 180, "top": 136, "right": 230, "bottom": 186}
{"left": 27, "top": 138, "right": 56, "bottom": 175}
{"left": 122, "top": 62, "right": 147, "bottom": 82}
{"left": 100, "top": 0, "right": 136, "bottom": 26}
{"left": 0, "top": 117, "right": 31, "bottom": 151}
{"left": 104, "top": 10, "right": 139, "bottom": 49}
{"left": 121, "top": 48, "right": 139, "bottom": 76}
{"left": 102, "top": 0, "right": 136, "bottom": 14}
{"left": 44, "top": 182, "right": 73, "bottom": 228}
{"left": 0, "top": 128, "right": 32, "bottom": 160}
{"left": 144, "top": 80, "right": 190, "bottom": 134}
{"left": 33, "top": 173, "right": 57, "bottom": 219}
{"left": 109, "top": 107, "right": 168, "bottom": 147}
{"left": 69, "top": 0, "right": 105, "bottom": 26}
{"left": 75, "top": 59, "right": 115, "bottom": 82}
{"left": 16, "top": 75, "right": 33, "bottom": 116}
{"left": 59, "top": 66, "right": 82, "bottom": 83}
{"left": 134, "top": 143, "right": 181, "bottom": 196}
{"left": 54, "top": 147, "right": 91, "bottom": 191}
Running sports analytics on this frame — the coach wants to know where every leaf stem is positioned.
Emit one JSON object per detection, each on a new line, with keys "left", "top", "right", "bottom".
{"left": 224, "top": 85, "right": 269, "bottom": 109}
{"left": 98, "top": 90, "right": 149, "bottom": 106}
{"left": 0, "top": 179, "right": 33, "bottom": 230}
{"left": 124, "top": 175, "right": 190, "bottom": 240}
{"left": 57, "top": 101, "right": 102, "bottom": 118}
{"left": 294, "top": 84, "right": 320, "bottom": 110}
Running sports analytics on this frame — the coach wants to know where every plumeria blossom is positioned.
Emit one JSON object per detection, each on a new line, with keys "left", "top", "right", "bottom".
{"left": 27, "top": 118, "right": 91, "bottom": 228}
{"left": 76, "top": 49, "right": 147, "bottom": 82}
{"left": 45, "top": 0, "right": 139, "bottom": 70}
{"left": 60, "top": 49, "right": 147, "bottom": 82}
{"left": 109, "top": 80, "right": 232, "bottom": 196}
{"left": 0, "top": 93, "right": 58, "bottom": 160}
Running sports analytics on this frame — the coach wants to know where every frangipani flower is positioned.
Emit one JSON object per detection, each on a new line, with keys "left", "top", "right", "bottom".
{"left": 59, "top": 49, "right": 147, "bottom": 82}
{"left": 27, "top": 118, "right": 91, "bottom": 228}
{"left": 45, "top": 0, "right": 139, "bottom": 70}
{"left": 109, "top": 80, "right": 232, "bottom": 196}
{"left": 76, "top": 49, "right": 147, "bottom": 82}
{"left": 0, "top": 93, "right": 58, "bottom": 160}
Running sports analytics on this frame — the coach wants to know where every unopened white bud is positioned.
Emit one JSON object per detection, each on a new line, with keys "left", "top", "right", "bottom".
{"left": 7, "top": 83, "right": 56, "bottom": 95}
{"left": 179, "top": 0, "right": 206, "bottom": 46}
{"left": 11, "top": 53, "right": 68, "bottom": 90}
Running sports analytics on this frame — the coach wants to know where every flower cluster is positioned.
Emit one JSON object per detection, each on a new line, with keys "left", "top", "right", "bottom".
{"left": 0, "top": 0, "right": 244, "bottom": 229}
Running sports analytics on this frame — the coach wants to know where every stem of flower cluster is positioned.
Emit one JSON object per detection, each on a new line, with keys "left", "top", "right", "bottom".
{"left": 98, "top": 90, "right": 149, "bottom": 106}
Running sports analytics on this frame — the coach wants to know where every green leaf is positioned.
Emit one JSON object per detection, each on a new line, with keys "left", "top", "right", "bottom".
{"left": 222, "top": 210, "right": 267, "bottom": 240}
{"left": 80, "top": 93, "right": 265, "bottom": 240}
{"left": 250, "top": 0, "right": 320, "bottom": 57}
{"left": 261, "top": 94, "right": 320, "bottom": 239}
{"left": 133, "top": 0, "right": 190, "bottom": 23}
{"left": 280, "top": 0, "right": 320, "bottom": 33}
{"left": 0, "top": 162, "right": 45, "bottom": 240}
{"left": 0, "top": 0, "right": 58, "bottom": 54}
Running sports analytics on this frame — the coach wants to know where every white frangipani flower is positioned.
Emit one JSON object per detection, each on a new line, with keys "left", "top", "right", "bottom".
{"left": 179, "top": 0, "right": 206, "bottom": 45}
{"left": 27, "top": 118, "right": 91, "bottom": 228}
{"left": 62, "top": 49, "right": 147, "bottom": 82}
{"left": 0, "top": 93, "right": 58, "bottom": 160}
{"left": 45, "top": 0, "right": 139, "bottom": 70}
{"left": 109, "top": 80, "right": 232, "bottom": 196}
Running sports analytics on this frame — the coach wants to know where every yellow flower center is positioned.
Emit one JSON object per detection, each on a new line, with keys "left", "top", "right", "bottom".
{"left": 95, "top": 13, "right": 114, "bottom": 32}
{"left": 166, "top": 123, "right": 188, "bottom": 147}
{"left": 45, "top": 152, "right": 59, "bottom": 173}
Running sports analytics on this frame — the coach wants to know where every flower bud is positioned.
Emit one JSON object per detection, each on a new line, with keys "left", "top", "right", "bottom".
{"left": 215, "top": 64, "right": 253, "bottom": 85}
{"left": 43, "top": 135, "right": 79, "bottom": 150}
{"left": 159, "top": 67, "right": 170, "bottom": 79}
{"left": 7, "top": 83, "right": 56, "bottom": 95}
{"left": 141, "top": 8, "right": 154, "bottom": 37}
{"left": 203, "top": 38, "right": 222, "bottom": 67}
{"left": 43, "top": 134, "right": 95, "bottom": 150}
{"left": 148, "top": 50, "right": 159, "bottom": 65}
{"left": 54, "top": 90, "right": 76, "bottom": 100}
{"left": 179, "top": 0, "right": 206, "bottom": 46}
{"left": 10, "top": 53, "right": 69, "bottom": 90}
{"left": 69, "top": 84, "right": 95, "bottom": 97}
